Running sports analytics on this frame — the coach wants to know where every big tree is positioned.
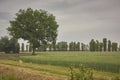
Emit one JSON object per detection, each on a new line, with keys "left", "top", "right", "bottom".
{"left": 8, "top": 8, "right": 59, "bottom": 55}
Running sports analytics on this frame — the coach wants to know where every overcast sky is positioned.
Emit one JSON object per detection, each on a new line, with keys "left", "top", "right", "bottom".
{"left": 0, "top": 0, "right": 120, "bottom": 44}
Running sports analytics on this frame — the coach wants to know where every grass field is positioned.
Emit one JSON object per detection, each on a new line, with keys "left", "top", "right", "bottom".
{"left": 11, "top": 52, "right": 120, "bottom": 73}
{"left": 0, "top": 59, "right": 119, "bottom": 80}
{"left": 0, "top": 52, "right": 120, "bottom": 80}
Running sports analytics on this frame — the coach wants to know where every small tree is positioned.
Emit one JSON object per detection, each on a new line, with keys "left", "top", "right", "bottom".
{"left": 0, "top": 36, "right": 10, "bottom": 53}
{"left": 8, "top": 8, "right": 58, "bottom": 55}
{"left": 56, "top": 41, "right": 68, "bottom": 51}
{"left": 95, "top": 40, "right": 99, "bottom": 51}
{"left": 108, "top": 40, "right": 111, "bottom": 52}
{"left": 112, "top": 42, "right": 118, "bottom": 52}
{"left": 9, "top": 38, "right": 20, "bottom": 53}
{"left": 0, "top": 36, "right": 19, "bottom": 53}
{"left": 99, "top": 42, "right": 103, "bottom": 51}
{"left": 69, "top": 42, "right": 75, "bottom": 51}
{"left": 103, "top": 38, "right": 107, "bottom": 51}
{"left": 89, "top": 39, "right": 95, "bottom": 51}
{"left": 81, "top": 43, "right": 85, "bottom": 51}
{"left": 76, "top": 42, "right": 80, "bottom": 51}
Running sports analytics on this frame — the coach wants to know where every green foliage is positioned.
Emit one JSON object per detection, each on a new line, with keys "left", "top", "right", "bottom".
{"left": 0, "top": 36, "right": 19, "bottom": 53}
{"left": 89, "top": 38, "right": 118, "bottom": 52}
{"left": 69, "top": 42, "right": 74, "bottom": 51}
{"left": 95, "top": 40, "right": 99, "bottom": 51}
{"left": 99, "top": 42, "right": 103, "bottom": 52}
{"left": 103, "top": 38, "right": 107, "bottom": 51}
{"left": 8, "top": 8, "right": 58, "bottom": 54}
{"left": 89, "top": 39, "right": 95, "bottom": 51}
{"left": 76, "top": 42, "right": 80, "bottom": 51}
{"left": 0, "top": 36, "right": 10, "bottom": 53}
{"left": 69, "top": 64, "right": 93, "bottom": 80}
{"left": 56, "top": 41, "right": 68, "bottom": 51}
{"left": 38, "top": 44, "right": 47, "bottom": 51}
{"left": 112, "top": 43, "right": 118, "bottom": 52}
{"left": 69, "top": 42, "right": 80, "bottom": 51}
{"left": 48, "top": 43, "right": 53, "bottom": 51}
{"left": 81, "top": 43, "right": 87, "bottom": 51}
{"left": 9, "top": 38, "right": 20, "bottom": 53}
{"left": 29, "top": 44, "right": 32, "bottom": 52}
{"left": 108, "top": 40, "right": 111, "bottom": 52}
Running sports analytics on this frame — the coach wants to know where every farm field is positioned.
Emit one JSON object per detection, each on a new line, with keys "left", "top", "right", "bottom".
{"left": 17, "top": 52, "right": 120, "bottom": 73}
{"left": 0, "top": 52, "right": 120, "bottom": 80}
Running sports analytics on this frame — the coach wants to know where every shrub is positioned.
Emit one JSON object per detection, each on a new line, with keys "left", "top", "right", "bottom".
{"left": 69, "top": 64, "right": 93, "bottom": 80}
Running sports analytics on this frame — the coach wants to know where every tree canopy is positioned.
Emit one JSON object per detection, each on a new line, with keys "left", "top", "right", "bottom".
{"left": 8, "top": 8, "right": 59, "bottom": 55}
{"left": 0, "top": 36, "right": 19, "bottom": 53}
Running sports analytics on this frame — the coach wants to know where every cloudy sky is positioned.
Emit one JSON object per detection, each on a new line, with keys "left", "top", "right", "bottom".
{"left": 0, "top": 0, "right": 120, "bottom": 44}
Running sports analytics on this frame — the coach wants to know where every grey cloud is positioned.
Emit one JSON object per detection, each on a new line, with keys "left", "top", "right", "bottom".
{"left": 0, "top": 12, "right": 12, "bottom": 20}
{"left": 0, "top": 0, "right": 120, "bottom": 43}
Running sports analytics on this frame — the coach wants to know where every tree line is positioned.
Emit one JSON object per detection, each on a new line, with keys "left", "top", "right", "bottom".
{"left": 20, "top": 38, "right": 119, "bottom": 52}
{"left": 89, "top": 38, "right": 118, "bottom": 52}
{"left": 0, "top": 36, "right": 119, "bottom": 53}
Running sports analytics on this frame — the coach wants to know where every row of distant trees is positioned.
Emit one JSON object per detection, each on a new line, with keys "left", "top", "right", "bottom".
{"left": 20, "top": 41, "right": 88, "bottom": 52}
{"left": 0, "top": 36, "right": 119, "bottom": 53}
{"left": 89, "top": 38, "right": 118, "bottom": 52}
{"left": 20, "top": 38, "right": 119, "bottom": 52}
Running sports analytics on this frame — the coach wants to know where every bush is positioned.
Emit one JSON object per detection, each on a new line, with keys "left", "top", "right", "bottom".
{"left": 69, "top": 64, "right": 93, "bottom": 80}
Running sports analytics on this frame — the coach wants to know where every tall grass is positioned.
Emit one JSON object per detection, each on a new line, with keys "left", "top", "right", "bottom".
{"left": 0, "top": 73, "right": 21, "bottom": 80}
{"left": 11, "top": 52, "right": 120, "bottom": 73}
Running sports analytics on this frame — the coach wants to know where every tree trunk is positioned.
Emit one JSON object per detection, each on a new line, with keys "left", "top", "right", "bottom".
{"left": 32, "top": 47, "right": 35, "bottom": 55}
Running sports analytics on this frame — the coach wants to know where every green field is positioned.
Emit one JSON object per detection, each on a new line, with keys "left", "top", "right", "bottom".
{"left": 13, "top": 52, "right": 120, "bottom": 73}
{"left": 0, "top": 52, "right": 120, "bottom": 80}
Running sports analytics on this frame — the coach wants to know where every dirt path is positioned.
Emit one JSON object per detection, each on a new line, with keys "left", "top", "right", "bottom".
{"left": 0, "top": 53, "right": 31, "bottom": 59}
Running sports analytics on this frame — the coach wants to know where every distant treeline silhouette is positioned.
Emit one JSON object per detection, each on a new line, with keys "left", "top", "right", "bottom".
{"left": 0, "top": 37, "right": 119, "bottom": 53}
{"left": 21, "top": 38, "right": 119, "bottom": 52}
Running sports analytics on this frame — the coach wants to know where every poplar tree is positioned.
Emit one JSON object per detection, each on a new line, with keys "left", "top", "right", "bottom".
{"left": 108, "top": 40, "right": 111, "bottom": 52}
{"left": 89, "top": 39, "right": 95, "bottom": 51}
{"left": 103, "top": 38, "right": 107, "bottom": 51}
